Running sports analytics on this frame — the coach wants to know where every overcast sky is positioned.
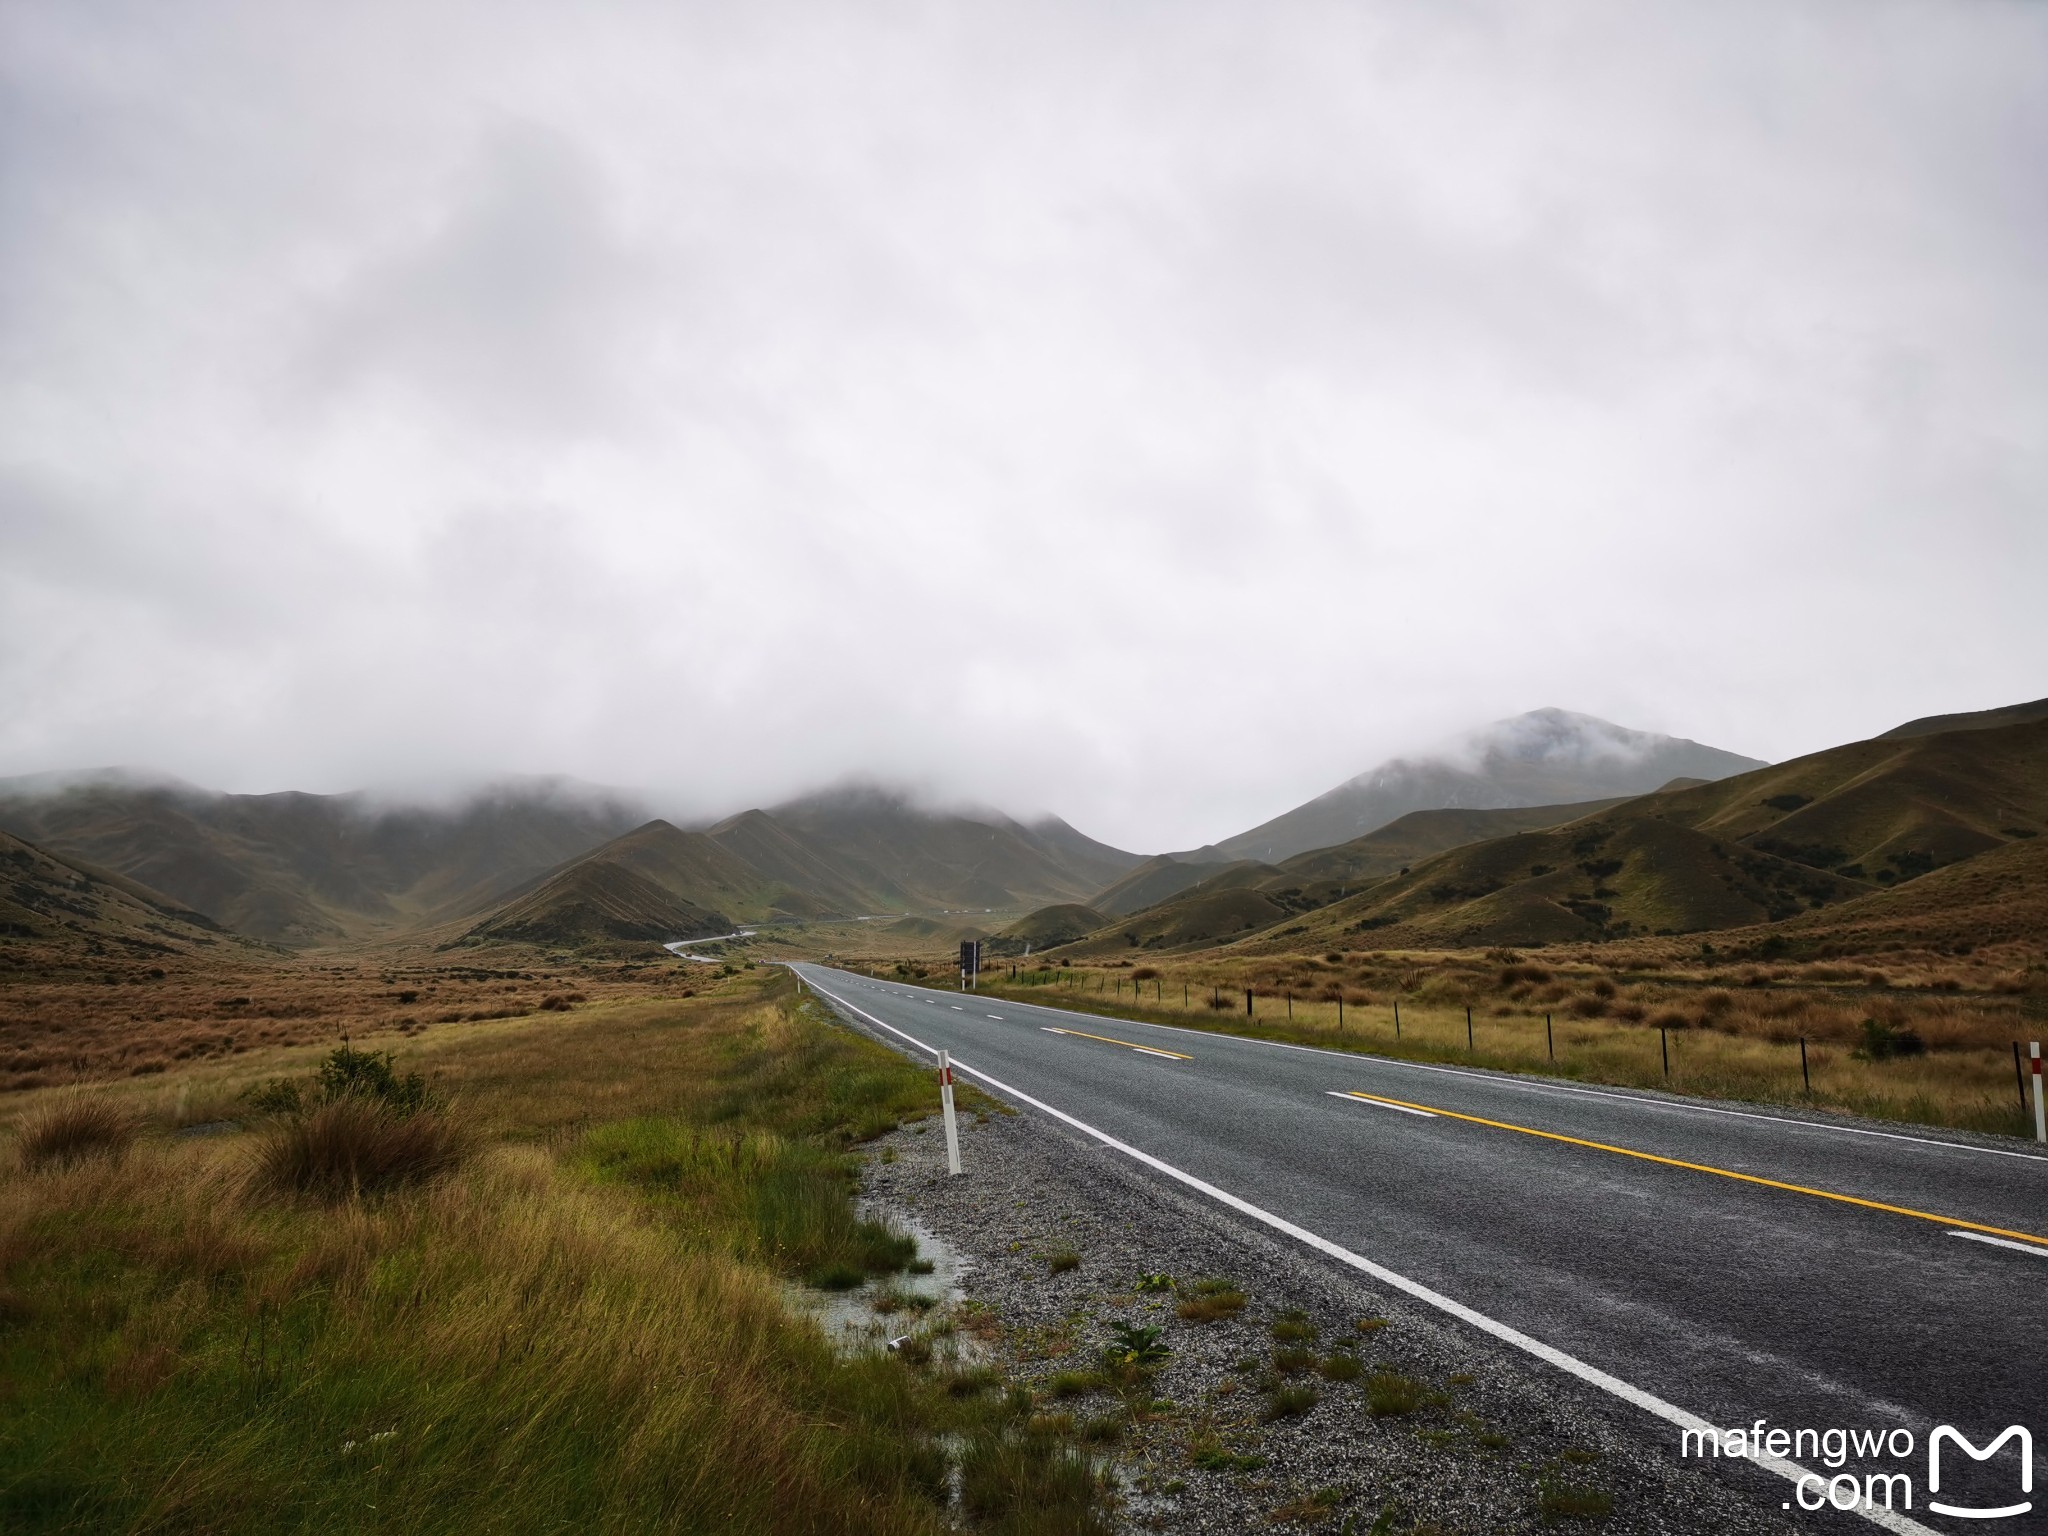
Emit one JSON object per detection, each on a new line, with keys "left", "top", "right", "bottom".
{"left": 2, "top": 0, "right": 2043, "bottom": 851}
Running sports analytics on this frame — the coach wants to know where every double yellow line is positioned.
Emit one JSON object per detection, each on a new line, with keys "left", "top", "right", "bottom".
{"left": 1338, "top": 1090, "right": 2048, "bottom": 1251}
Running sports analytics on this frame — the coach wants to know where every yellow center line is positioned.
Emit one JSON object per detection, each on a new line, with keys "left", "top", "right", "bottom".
{"left": 1340, "top": 1091, "right": 2048, "bottom": 1250}
{"left": 1044, "top": 1026, "right": 1191, "bottom": 1060}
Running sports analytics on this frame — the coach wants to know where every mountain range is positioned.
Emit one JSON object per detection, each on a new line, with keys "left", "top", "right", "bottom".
{"left": 1032, "top": 708, "right": 2047, "bottom": 957}
{"left": 15, "top": 701, "right": 2036, "bottom": 961}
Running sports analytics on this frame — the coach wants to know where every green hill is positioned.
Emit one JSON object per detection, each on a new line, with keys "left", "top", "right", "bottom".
{"left": 0, "top": 775, "right": 646, "bottom": 944}
{"left": 1274, "top": 798, "right": 1632, "bottom": 885}
{"left": 1224, "top": 711, "right": 2047, "bottom": 952}
{"left": 1877, "top": 697, "right": 2048, "bottom": 741}
{"left": 0, "top": 828, "right": 242, "bottom": 965}
{"left": 1265, "top": 815, "right": 1868, "bottom": 950}
{"left": 1060, "top": 887, "right": 1297, "bottom": 957}
{"left": 464, "top": 859, "right": 731, "bottom": 947}
{"left": 1621, "top": 716, "right": 2048, "bottom": 883}
{"left": 994, "top": 903, "right": 1107, "bottom": 952}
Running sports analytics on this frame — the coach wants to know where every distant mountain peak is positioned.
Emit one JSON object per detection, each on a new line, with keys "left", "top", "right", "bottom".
{"left": 1202, "top": 710, "right": 1767, "bottom": 865}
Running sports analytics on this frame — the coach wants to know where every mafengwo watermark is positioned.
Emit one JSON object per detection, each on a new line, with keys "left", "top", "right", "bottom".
{"left": 1682, "top": 1418, "right": 2034, "bottom": 1519}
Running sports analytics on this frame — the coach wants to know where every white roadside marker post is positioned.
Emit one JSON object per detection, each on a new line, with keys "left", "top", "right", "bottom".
{"left": 939, "top": 1050, "right": 963, "bottom": 1175}
{"left": 2032, "top": 1042, "right": 2045, "bottom": 1144}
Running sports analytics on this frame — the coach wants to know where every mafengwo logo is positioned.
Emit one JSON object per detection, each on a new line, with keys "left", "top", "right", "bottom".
{"left": 1929, "top": 1425, "right": 2032, "bottom": 1521}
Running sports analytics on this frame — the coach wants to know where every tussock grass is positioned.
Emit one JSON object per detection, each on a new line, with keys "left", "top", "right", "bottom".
{"left": 15, "top": 1095, "right": 137, "bottom": 1171}
{"left": 251, "top": 1099, "right": 472, "bottom": 1200}
{"left": 0, "top": 975, "right": 1107, "bottom": 1535}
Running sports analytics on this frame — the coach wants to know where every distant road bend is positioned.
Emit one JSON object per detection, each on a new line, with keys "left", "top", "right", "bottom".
{"left": 791, "top": 964, "right": 2048, "bottom": 1534}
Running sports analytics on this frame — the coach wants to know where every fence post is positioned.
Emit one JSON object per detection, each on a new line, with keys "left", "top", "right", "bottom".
{"left": 2018, "top": 1042, "right": 2028, "bottom": 1115}
{"left": 1800, "top": 1036, "right": 1810, "bottom": 1096}
{"left": 1466, "top": 1006, "right": 1473, "bottom": 1050}
{"left": 1661, "top": 1027, "right": 1670, "bottom": 1079}
{"left": 1286, "top": 989, "right": 1292, "bottom": 1020}
{"left": 1394, "top": 1000, "right": 1401, "bottom": 1039}
{"left": 1246, "top": 988, "right": 1253, "bottom": 1019}
{"left": 1546, "top": 1012, "right": 1553, "bottom": 1060}
{"left": 938, "top": 1050, "right": 962, "bottom": 1176}
{"left": 1338, "top": 995, "right": 1345, "bottom": 1031}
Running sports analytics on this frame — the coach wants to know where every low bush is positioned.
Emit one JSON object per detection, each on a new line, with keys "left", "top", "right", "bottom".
{"left": 1364, "top": 1369, "right": 1431, "bottom": 1417}
{"left": 1176, "top": 1278, "right": 1247, "bottom": 1323}
{"left": 251, "top": 1099, "right": 471, "bottom": 1200}
{"left": 17, "top": 1097, "right": 137, "bottom": 1172}
{"left": 1263, "top": 1382, "right": 1319, "bottom": 1420}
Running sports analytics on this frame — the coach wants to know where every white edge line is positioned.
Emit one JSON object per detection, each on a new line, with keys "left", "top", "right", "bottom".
{"left": 1328, "top": 1089, "right": 1437, "bottom": 1119}
{"left": 1131, "top": 1046, "right": 1187, "bottom": 1060}
{"left": 1948, "top": 1230, "right": 2048, "bottom": 1260}
{"left": 866, "top": 970, "right": 2044, "bottom": 1165}
{"left": 801, "top": 969, "right": 1940, "bottom": 1536}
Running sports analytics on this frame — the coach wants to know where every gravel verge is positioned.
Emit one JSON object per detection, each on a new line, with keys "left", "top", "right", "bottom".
{"left": 859, "top": 1098, "right": 1821, "bottom": 1534}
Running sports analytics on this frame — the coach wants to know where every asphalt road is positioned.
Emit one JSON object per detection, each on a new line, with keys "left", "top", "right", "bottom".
{"left": 793, "top": 963, "right": 2048, "bottom": 1534}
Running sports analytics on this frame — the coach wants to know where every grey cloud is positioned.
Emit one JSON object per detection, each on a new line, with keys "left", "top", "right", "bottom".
{"left": 0, "top": 0, "right": 2043, "bottom": 851}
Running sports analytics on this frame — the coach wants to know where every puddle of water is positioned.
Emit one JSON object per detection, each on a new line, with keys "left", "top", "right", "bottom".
{"left": 785, "top": 1212, "right": 985, "bottom": 1366}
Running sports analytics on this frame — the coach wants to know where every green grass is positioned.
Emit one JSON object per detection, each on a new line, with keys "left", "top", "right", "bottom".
{"left": 0, "top": 977, "right": 1106, "bottom": 1535}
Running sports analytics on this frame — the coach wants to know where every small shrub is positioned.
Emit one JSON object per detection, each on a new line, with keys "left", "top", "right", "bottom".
{"left": 1133, "top": 1271, "right": 1174, "bottom": 1293}
{"left": 317, "top": 1045, "right": 428, "bottom": 1116}
{"left": 1078, "top": 1411, "right": 1125, "bottom": 1443}
{"left": 242, "top": 1077, "right": 304, "bottom": 1115}
{"left": 945, "top": 1365, "right": 1002, "bottom": 1397}
{"left": 1364, "top": 1369, "right": 1429, "bottom": 1417}
{"left": 958, "top": 1427, "right": 1107, "bottom": 1532}
{"left": 1263, "top": 1382, "right": 1319, "bottom": 1419}
{"left": 1538, "top": 1475, "right": 1614, "bottom": 1521}
{"left": 1047, "top": 1246, "right": 1081, "bottom": 1274}
{"left": 1272, "top": 1346, "right": 1318, "bottom": 1375}
{"left": 251, "top": 1099, "right": 469, "bottom": 1200}
{"left": 1177, "top": 1278, "right": 1246, "bottom": 1323}
{"left": 1320, "top": 1352, "right": 1363, "bottom": 1382}
{"left": 1271, "top": 1309, "right": 1318, "bottom": 1344}
{"left": 17, "top": 1097, "right": 138, "bottom": 1171}
{"left": 1356, "top": 1316, "right": 1390, "bottom": 1335}
{"left": 1191, "top": 1442, "right": 1266, "bottom": 1474}
{"left": 1857, "top": 1018, "right": 1926, "bottom": 1061}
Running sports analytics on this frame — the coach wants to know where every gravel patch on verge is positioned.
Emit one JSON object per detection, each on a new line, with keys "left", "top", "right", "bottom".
{"left": 861, "top": 1104, "right": 1817, "bottom": 1534}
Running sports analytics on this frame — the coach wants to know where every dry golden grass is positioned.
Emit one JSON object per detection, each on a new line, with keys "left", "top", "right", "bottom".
{"left": 250, "top": 1099, "right": 474, "bottom": 1201}
{"left": 15, "top": 1093, "right": 138, "bottom": 1170}
{"left": 913, "top": 949, "right": 2044, "bottom": 1137}
{"left": 0, "top": 973, "right": 1103, "bottom": 1536}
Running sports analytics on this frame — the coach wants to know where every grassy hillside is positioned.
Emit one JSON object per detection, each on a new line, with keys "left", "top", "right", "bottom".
{"left": 703, "top": 808, "right": 881, "bottom": 916}
{"left": 1241, "top": 815, "right": 1867, "bottom": 952}
{"left": 1061, "top": 886, "right": 1297, "bottom": 956}
{"left": 1275, "top": 799, "right": 1632, "bottom": 885}
{"left": 0, "top": 829, "right": 238, "bottom": 967}
{"left": 1087, "top": 856, "right": 1215, "bottom": 918}
{"left": 1202, "top": 709, "right": 1765, "bottom": 863}
{"left": 1621, "top": 716, "right": 2047, "bottom": 881}
{"left": 994, "top": 904, "right": 1106, "bottom": 952}
{"left": 761, "top": 786, "right": 1139, "bottom": 911}
{"left": 465, "top": 860, "right": 731, "bottom": 947}
{"left": 1877, "top": 696, "right": 2048, "bottom": 741}
{"left": 0, "top": 778, "right": 645, "bottom": 945}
